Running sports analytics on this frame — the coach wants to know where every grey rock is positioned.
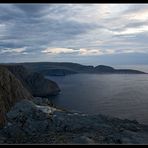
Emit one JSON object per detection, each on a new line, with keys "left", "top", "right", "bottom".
{"left": 71, "top": 136, "right": 95, "bottom": 144}
{"left": 1, "top": 99, "right": 148, "bottom": 144}
{"left": 32, "top": 97, "right": 53, "bottom": 106}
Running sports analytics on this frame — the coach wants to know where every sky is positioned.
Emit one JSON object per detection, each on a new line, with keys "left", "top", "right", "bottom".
{"left": 0, "top": 4, "right": 148, "bottom": 65}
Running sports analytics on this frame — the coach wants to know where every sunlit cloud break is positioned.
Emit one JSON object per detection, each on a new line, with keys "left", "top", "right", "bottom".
{"left": 42, "top": 47, "right": 116, "bottom": 56}
{"left": 41, "top": 48, "right": 76, "bottom": 54}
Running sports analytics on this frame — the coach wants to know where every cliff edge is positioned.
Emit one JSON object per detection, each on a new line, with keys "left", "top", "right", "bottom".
{"left": 0, "top": 66, "right": 33, "bottom": 127}
{"left": 3, "top": 65, "right": 60, "bottom": 97}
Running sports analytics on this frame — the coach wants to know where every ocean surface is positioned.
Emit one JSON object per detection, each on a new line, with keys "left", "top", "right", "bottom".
{"left": 46, "top": 65, "right": 148, "bottom": 124}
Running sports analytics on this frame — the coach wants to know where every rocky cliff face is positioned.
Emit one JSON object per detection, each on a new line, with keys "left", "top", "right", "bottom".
{"left": 26, "top": 72, "right": 60, "bottom": 97}
{"left": 0, "top": 66, "right": 33, "bottom": 127}
{"left": 3, "top": 65, "right": 60, "bottom": 97}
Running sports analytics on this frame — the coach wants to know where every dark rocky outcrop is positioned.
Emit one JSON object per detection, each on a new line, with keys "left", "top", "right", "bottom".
{"left": 0, "top": 66, "right": 33, "bottom": 127}
{"left": 2, "top": 65, "right": 60, "bottom": 97}
{"left": 1, "top": 99, "right": 148, "bottom": 144}
{"left": 26, "top": 72, "right": 60, "bottom": 97}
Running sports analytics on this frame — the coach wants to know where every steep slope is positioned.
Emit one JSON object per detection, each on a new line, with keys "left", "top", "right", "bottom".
{"left": 26, "top": 72, "right": 60, "bottom": 97}
{"left": 3, "top": 65, "right": 60, "bottom": 97}
{"left": 0, "top": 66, "right": 33, "bottom": 127}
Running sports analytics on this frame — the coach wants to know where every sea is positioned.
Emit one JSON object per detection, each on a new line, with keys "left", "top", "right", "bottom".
{"left": 46, "top": 65, "right": 148, "bottom": 124}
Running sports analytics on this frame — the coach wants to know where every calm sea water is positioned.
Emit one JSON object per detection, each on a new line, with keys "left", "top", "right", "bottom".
{"left": 46, "top": 65, "right": 148, "bottom": 124}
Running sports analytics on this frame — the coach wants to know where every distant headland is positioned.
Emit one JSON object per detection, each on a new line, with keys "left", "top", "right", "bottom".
{"left": 1, "top": 62, "right": 146, "bottom": 76}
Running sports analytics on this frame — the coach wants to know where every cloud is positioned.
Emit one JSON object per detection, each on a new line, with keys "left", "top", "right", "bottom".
{"left": 0, "top": 47, "right": 27, "bottom": 54}
{"left": 79, "top": 48, "right": 103, "bottom": 56}
{"left": 122, "top": 4, "right": 148, "bottom": 21}
{"left": 0, "top": 4, "right": 148, "bottom": 64}
{"left": 0, "top": 4, "right": 96, "bottom": 53}
{"left": 14, "top": 4, "right": 49, "bottom": 13}
{"left": 114, "top": 25, "right": 148, "bottom": 35}
{"left": 41, "top": 47, "right": 117, "bottom": 56}
{"left": 41, "top": 47, "right": 77, "bottom": 54}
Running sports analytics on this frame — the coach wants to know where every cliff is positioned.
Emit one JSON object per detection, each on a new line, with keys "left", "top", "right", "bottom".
{"left": 3, "top": 65, "right": 60, "bottom": 97}
{"left": 26, "top": 72, "right": 60, "bottom": 97}
{"left": 0, "top": 66, "right": 33, "bottom": 127}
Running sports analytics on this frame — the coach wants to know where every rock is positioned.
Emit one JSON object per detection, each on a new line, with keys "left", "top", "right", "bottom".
{"left": 72, "top": 136, "right": 95, "bottom": 144}
{"left": 6, "top": 100, "right": 54, "bottom": 122}
{"left": 3, "top": 65, "right": 60, "bottom": 97}
{"left": 0, "top": 66, "right": 33, "bottom": 127}
{"left": 26, "top": 72, "right": 60, "bottom": 97}
{"left": 6, "top": 99, "right": 58, "bottom": 135}
{"left": 121, "top": 124, "right": 141, "bottom": 132}
{"left": 1, "top": 98, "right": 148, "bottom": 144}
{"left": 6, "top": 100, "right": 36, "bottom": 121}
{"left": 0, "top": 106, "right": 6, "bottom": 128}
{"left": 32, "top": 97, "right": 52, "bottom": 106}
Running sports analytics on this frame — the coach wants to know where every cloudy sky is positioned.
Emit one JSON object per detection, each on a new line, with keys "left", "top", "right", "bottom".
{"left": 0, "top": 4, "right": 148, "bottom": 65}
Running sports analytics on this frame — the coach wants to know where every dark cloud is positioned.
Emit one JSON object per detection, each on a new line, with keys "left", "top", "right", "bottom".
{"left": 15, "top": 4, "right": 48, "bottom": 12}
{"left": 13, "top": 4, "right": 51, "bottom": 19}
{"left": 0, "top": 4, "right": 96, "bottom": 54}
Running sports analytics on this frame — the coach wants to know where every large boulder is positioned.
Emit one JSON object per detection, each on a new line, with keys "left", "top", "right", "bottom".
{"left": 6, "top": 99, "right": 57, "bottom": 136}
{"left": 0, "top": 66, "right": 33, "bottom": 127}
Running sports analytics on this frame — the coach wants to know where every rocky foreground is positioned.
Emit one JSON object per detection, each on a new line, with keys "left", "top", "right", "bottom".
{"left": 0, "top": 98, "right": 148, "bottom": 144}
